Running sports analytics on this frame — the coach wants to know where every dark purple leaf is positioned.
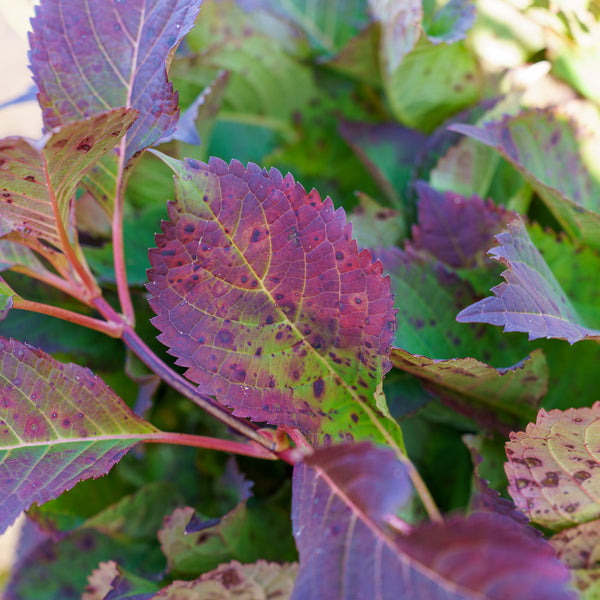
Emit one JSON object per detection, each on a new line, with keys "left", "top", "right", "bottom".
{"left": 29, "top": 0, "right": 202, "bottom": 162}
{"left": 411, "top": 181, "right": 514, "bottom": 268}
{"left": 457, "top": 217, "right": 600, "bottom": 343}
{"left": 0, "top": 337, "right": 157, "bottom": 534}
{"left": 147, "top": 156, "right": 398, "bottom": 445}
{"left": 291, "top": 442, "right": 573, "bottom": 600}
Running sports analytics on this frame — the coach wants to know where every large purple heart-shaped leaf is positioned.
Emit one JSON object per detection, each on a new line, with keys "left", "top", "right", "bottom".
{"left": 457, "top": 217, "right": 600, "bottom": 343}
{"left": 147, "top": 156, "right": 398, "bottom": 445}
{"left": 506, "top": 403, "right": 600, "bottom": 530}
{"left": 451, "top": 109, "right": 600, "bottom": 248}
{"left": 0, "top": 337, "right": 158, "bottom": 534}
{"left": 291, "top": 442, "right": 573, "bottom": 600}
{"left": 29, "top": 0, "right": 201, "bottom": 163}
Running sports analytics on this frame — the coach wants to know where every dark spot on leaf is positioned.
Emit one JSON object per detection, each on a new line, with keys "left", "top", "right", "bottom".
{"left": 25, "top": 175, "right": 35, "bottom": 182}
{"left": 269, "top": 380, "right": 276, "bottom": 388}
{"left": 266, "top": 316, "right": 274, "bottom": 325}
{"left": 203, "top": 195, "right": 209, "bottom": 202}
{"left": 255, "top": 347, "right": 262, "bottom": 356}
{"left": 563, "top": 503, "right": 579, "bottom": 514}
{"left": 251, "top": 229, "right": 260, "bottom": 242}
{"left": 77, "top": 138, "right": 92, "bottom": 152}
{"left": 574, "top": 471, "right": 591, "bottom": 483}
{"left": 335, "top": 252, "right": 344, "bottom": 260}
{"left": 350, "top": 413, "right": 359, "bottom": 423}
{"left": 183, "top": 223, "right": 195, "bottom": 233}
{"left": 221, "top": 568, "right": 242, "bottom": 589}
{"left": 188, "top": 159, "right": 201, "bottom": 170}
{"left": 313, "top": 379, "right": 325, "bottom": 398}
{"left": 62, "top": 418, "right": 71, "bottom": 427}
{"left": 241, "top": 276, "right": 247, "bottom": 283}
{"left": 524, "top": 457, "right": 542, "bottom": 467}
{"left": 162, "top": 249, "right": 176, "bottom": 256}
{"left": 516, "top": 479, "right": 530, "bottom": 489}
{"left": 541, "top": 472, "right": 559, "bottom": 487}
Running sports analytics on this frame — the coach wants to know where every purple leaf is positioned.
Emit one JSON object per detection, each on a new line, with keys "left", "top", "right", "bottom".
{"left": 451, "top": 109, "right": 600, "bottom": 248}
{"left": 506, "top": 402, "right": 600, "bottom": 530}
{"left": 147, "top": 156, "right": 398, "bottom": 445}
{"left": 29, "top": 0, "right": 202, "bottom": 163}
{"left": 291, "top": 442, "right": 573, "bottom": 600}
{"left": 457, "top": 217, "right": 600, "bottom": 343}
{"left": 411, "top": 181, "right": 514, "bottom": 268}
{"left": 0, "top": 337, "right": 157, "bottom": 534}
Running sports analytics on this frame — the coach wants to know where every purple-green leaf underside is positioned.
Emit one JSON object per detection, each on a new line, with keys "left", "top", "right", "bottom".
{"left": 0, "top": 337, "right": 157, "bottom": 534}
{"left": 29, "top": 0, "right": 202, "bottom": 163}
{"left": 291, "top": 442, "right": 573, "bottom": 600}
{"left": 451, "top": 109, "right": 600, "bottom": 248}
{"left": 147, "top": 156, "right": 398, "bottom": 446}
{"left": 457, "top": 217, "right": 600, "bottom": 343}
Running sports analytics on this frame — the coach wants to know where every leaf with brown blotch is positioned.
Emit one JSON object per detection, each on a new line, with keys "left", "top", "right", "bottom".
{"left": 0, "top": 337, "right": 158, "bottom": 534}
{"left": 506, "top": 403, "right": 600, "bottom": 530}
{"left": 291, "top": 441, "right": 573, "bottom": 600}
{"left": 147, "top": 156, "right": 399, "bottom": 446}
{"left": 0, "top": 108, "right": 136, "bottom": 263}
{"left": 457, "top": 217, "right": 600, "bottom": 344}
{"left": 551, "top": 520, "right": 600, "bottom": 599}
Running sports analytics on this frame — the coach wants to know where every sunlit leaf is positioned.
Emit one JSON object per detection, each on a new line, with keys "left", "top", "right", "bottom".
{"left": 0, "top": 277, "right": 15, "bottom": 322}
{"left": 147, "top": 156, "right": 399, "bottom": 446}
{"left": 154, "top": 561, "right": 298, "bottom": 600}
{"left": 348, "top": 193, "right": 402, "bottom": 250}
{"left": 506, "top": 403, "right": 600, "bottom": 530}
{"left": 551, "top": 520, "right": 600, "bottom": 600}
{"left": 451, "top": 109, "right": 600, "bottom": 248}
{"left": 0, "top": 337, "right": 157, "bottom": 534}
{"left": 292, "top": 442, "right": 572, "bottom": 600}
{"left": 423, "top": 0, "right": 476, "bottom": 44}
{"left": 82, "top": 561, "right": 158, "bottom": 600}
{"left": 457, "top": 217, "right": 600, "bottom": 343}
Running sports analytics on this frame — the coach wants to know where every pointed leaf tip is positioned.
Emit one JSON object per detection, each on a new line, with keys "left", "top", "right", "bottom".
{"left": 147, "top": 157, "right": 397, "bottom": 444}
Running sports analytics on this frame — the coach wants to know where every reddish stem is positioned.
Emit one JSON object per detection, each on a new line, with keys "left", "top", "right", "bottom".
{"left": 12, "top": 298, "right": 122, "bottom": 337}
{"left": 143, "top": 431, "right": 278, "bottom": 460}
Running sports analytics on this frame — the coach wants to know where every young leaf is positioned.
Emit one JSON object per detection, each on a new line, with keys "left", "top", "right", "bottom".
{"left": 147, "top": 157, "right": 398, "bottom": 446}
{"left": 291, "top": 442, "right": 573, "bottom": 600}
{"left": 505, "top": 403, "right": 600, "bottom": 530}
{"left": 391, "top": 348, "right": 545, "bottom": 431}
{"left": 154, "top": 560, "right": 298, "bottom": 600}
{"left": 0, "top": 108, "right": 136, "bottom": 248}
{"left": 410, "top": 182, "right": 514, "bottom": 269}
{"left": 29, "top": 0, "right": 202, "bottom": 163}
{"left": 551, "top": 520, "right": 600, "bottom": 599}
{"left": 451, "top": 110, "right": 600, "bottom": 248}
{"left": 457, "top": 217, "right": 600, "bottom": 343}
{"left": 0, "top": 337, "right": 158, "bottom": 534}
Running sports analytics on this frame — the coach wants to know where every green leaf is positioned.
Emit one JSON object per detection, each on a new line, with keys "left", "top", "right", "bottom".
{"left": 0, "top": 337, "right": 158, "bottom": 534}
{"left": 0, "top": 277, "right": 14, "bottom": 322}
{"left": 391, "top": 348, "right": 545, "bottom": 430}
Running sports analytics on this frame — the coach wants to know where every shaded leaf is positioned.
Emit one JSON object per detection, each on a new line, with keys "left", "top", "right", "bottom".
{"left": 348, "top": 193, "right": 402, "bottom": 250}
{"left": 391, "top": 348, "right": 545, "bottom": 432}
{"left": 147, "top": 156, "right": 398, "bottom": 446}
{"left": 410, "top": 181, "right": 514, "bottom": 269}
{"left": 154, "top": 560, "right": 298, "bottom": 600}
{"left": 29, "top": 0, "right": 201, "bottom": 163}
{"left": 292, "top": 442, "right": 572, "bottom": 600}
{"left": 551, "top": 520, "right": 600, "bottom": 600}
{"left": 505, "top": 403, "right": 600, "bottom": 530}
{"left": 451, "top": 109, "right": 600, "bottom": 247}
{"left": 457, "top": 217, "right": 600, "bottom": 343}
{"left": 0, "top": 109, "right": 136, "bottom": 248}
{"left": 0, "top": 337, "right": 157, "bottom": 534}
{"left": 338, "top": 119, "right": 428, "bottom": 208}
{"left": 423, "top": 0, "right": 476, "bottom": 44}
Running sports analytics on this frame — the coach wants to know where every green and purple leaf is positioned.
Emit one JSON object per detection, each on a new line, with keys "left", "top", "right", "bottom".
{"left": 391, "top": 348, "right": 545, "bottom": 432}
{"left": 423, "top": 0, "right": 476, "bottom": 45}
{"left": 451, "top": 109, "right": 600, "bottom": 247}
{"left": 147, "top": 156, "right": 399, "bottom": 446}
{"left": 0, "top": 337, "right": 157, "bottom": 534}
{"left": 457, "top": 217, "right": 600, "bottom": 343}
{"left": 291, "top": 442, "right": 573, "bottom": 600}
{"left": 410, "top": 182, "right": 514, "bottom": 269}
{"left": 29, "top": 0, "right": 201, "bottom": 163}
{"left": 506, "top": 403, "right": 600, "bottom": 530}
{"left": 0, "top": 277, "right": 14, "bottom": 322}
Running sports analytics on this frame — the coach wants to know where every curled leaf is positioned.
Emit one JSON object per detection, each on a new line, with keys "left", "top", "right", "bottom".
{"left": 506, "top": 403, "right": 600, "bottom": 530}
{"left": 147, "top": 156, "right": 397, "bottom": 445}
{"left": 457, "top": 217, "right": 600, "bottom": 343}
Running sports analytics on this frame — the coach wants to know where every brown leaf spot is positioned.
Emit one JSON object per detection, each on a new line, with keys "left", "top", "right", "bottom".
{"left": 24, "top": 175, "right": 35, "bottom": 182}
{"left": 574, "top": 471, "right": 591, "bottom": 483}
{"left": 77, "top": 138, "right": 93, "bottom": 152}
{"left": 541, "top": 472, "right": 560, "bottom": 487}
{"left": 524, "top": 457, "right": 542, "bottom": 467}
